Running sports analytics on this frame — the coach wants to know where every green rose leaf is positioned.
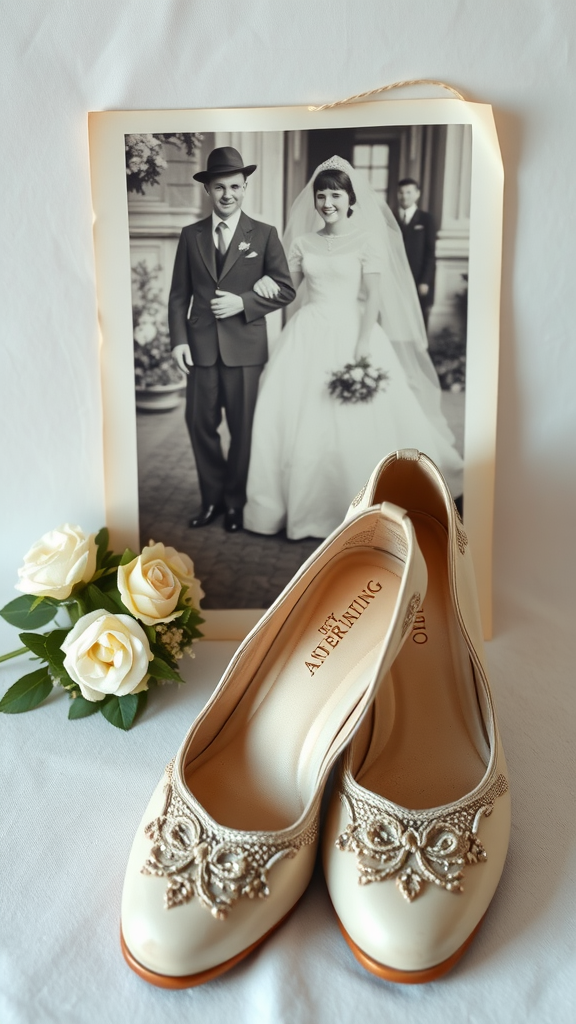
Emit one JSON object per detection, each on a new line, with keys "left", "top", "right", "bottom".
{"left": 0, "top": 667, "right": 53, "bottom": 714}
{"left": 101, "top": 551, "right": 122, "bottom": 570}
{"left": 45, "top": 628, "right": 69, "bottom": 653}
{"left": 18, "top": 630, "right": 74, "bottom": 686}
{"left": 106, "top": 587, "right": 130, "bottom": 613}
{"left": 19, "top": 631, "right": 50, "bottom": 659}
{"left": 119, "top": 548, "right": 138, "bottom": 566}
{"left": 150, "top": 642, "right": 176, "bottom": 666}
{"left": 95, "top": 527, "right": 110, "bottom": 569}
{"left": 95, "top": 573, "right": 117, "bottom": 592}
{"left": 100, "top": 693, "right": 140, "bottom": 730}
{"left": 83, "top": 583, "right": 122, "bottom": 616}
{"left": 66, "top": 595, "right": 87, "bottom": 622}
{"left": 68, "top": 695, "right": 101, "bottom": 719}
{"left": 149, "top": 656, "right": 183, "bottom": 682}
{"left": 0, "top": 595, "right": 59, "bottom": 629}
{"left": 181, "top": 608, "right": 204, "bottom": 629}
{"left": 68, "top": 602, "right": 82, "bottom": 625}
{"left": 44, "top": 630, "right": 73, "bottom": 685}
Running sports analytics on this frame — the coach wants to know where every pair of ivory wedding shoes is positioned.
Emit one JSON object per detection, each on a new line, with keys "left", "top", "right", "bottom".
{"left": 121, "top": 450, "right": 510, "bottom": 987}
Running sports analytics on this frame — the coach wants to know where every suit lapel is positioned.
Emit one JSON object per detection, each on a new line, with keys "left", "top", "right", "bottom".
{"left": 219, "top": 212, "right": 254, "bottom": 281}
{"left": 196, "top": 219, "right": 217, "bottom": 281}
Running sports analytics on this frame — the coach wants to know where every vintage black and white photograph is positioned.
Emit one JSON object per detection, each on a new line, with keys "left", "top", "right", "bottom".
{"left": 89, "top": 101, "right": 502, "bottom": 629}
{"left": 125, "top": 123, "right": 472, "bottom": 609}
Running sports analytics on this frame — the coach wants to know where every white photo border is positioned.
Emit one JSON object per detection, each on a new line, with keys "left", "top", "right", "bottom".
{"left": 88, "top": 99, "right": 503, "bottom": 639}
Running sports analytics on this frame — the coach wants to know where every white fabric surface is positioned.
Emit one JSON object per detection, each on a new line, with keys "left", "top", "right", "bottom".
{"left": 0, "top": 635, "right": 573, "bottom": 1023}
{"left": 1, "top": 1, "right": 575, "bottom": 1021}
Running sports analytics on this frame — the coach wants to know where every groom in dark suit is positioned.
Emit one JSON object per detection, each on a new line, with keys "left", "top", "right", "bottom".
{"left": 396, "top": 178, "right": 436, "bottom": 328}
{"left": 169, "top": 147, "right": 296, "bottom": 532}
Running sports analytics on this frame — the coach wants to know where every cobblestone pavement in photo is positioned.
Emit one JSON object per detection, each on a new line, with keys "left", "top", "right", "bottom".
{"left": 136, "top": 390, "right": 464, "bottom": 609}
{"left": 136, "top": 401, "right": 319, "bottom": 609}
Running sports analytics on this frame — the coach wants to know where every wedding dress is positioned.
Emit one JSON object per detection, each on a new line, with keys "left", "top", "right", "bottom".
{"left": 243, "top": 157, "right": 463, "bottom": 540}
{"left": 244, "top": 228, "right": 463, "bottom": 540}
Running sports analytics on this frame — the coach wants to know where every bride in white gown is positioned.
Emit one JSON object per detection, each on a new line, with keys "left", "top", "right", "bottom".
{"left": 243, "top": 157, "right": 463, "bottom": 540}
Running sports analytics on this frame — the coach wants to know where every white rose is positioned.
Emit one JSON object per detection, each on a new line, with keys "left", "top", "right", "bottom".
{"left": 62, "top": 610, "right": 153, "bottom": 702}
{"left": 148, "top": 540, "right": 204, "bottom": 610}
{"left": 16, "top": 524, "right": 97, "bottom": 600}
{"left": 118, "top": 543, "right": 182, "bottom": 626}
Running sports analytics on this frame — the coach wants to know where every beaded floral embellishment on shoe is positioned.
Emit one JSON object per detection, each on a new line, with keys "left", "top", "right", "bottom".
{"left": 141, "top": 765, "right": 318, "bottom": 919}
{"left": 336, "top": 772, "right": 508, "bottom": 902}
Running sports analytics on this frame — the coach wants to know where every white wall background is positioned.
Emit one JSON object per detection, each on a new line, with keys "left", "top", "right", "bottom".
{"left": 0, "top": 3, "right": 574, "bottom": 1020}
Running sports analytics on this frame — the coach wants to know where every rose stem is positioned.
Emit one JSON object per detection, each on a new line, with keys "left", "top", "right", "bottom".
{"left": 0, "top": 646, "right": 30, "bottom": 663}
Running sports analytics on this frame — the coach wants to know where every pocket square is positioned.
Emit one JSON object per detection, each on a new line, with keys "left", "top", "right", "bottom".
{"left": 414, "top": 224, "right": 424, "bottom": 230}
{"left": 245, "top": 251, "right": 258, "bottom": 258}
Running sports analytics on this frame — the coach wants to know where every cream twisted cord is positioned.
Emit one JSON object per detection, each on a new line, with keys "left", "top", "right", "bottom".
{"left": 308, "top": 79, "right": 465, "bottom": 111}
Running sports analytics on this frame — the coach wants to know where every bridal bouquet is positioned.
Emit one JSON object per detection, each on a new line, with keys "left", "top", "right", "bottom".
{"left": 327, "top": 357, "right": 389, "bottom": 404}
{"left": 0, "top": 525, "right": 204, "bottom": 730}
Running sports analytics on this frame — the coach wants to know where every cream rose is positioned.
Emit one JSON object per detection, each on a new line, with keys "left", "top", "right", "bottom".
{"left": 16, "top": 524, "right": 97, "bottom": 600}
{"left": 148, "top": 540, "right": 204, "bottom": 610}
{"left": 118, "top": 543, "right": 182, "bottom": 626}
{"left": 61, "top": 610, "right": 153, "bottom": 702}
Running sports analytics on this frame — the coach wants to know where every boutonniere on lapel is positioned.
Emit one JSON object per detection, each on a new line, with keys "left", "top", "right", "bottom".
{"left": 239, "top": 241, "right": 258, "bottom": 258}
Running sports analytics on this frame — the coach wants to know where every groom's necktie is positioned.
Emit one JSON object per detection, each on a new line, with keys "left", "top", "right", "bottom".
{"left": 215, "top": 222, "right": 228, "bottom": 276}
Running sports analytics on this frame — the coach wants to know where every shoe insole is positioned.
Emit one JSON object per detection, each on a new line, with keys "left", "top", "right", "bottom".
{"left": 358, "top": 513, "right": 487, "bottom": 809}
{"left": 186, "top": 548, "right": 403, "bottom": 831}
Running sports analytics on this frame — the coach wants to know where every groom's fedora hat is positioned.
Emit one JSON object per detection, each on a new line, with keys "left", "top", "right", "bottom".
{"left": 193, "top": 147, "right": 257, "bottom": 184}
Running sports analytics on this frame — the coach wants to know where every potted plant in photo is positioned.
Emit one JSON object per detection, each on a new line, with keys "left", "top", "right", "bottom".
{"left": 125, "top": 133, "right": 203, "bottom": 194}
{"left": 132, "top": 261, "right": 186, "bottom": 411}
{"left": 428, "top": 275, "right": 468, "bottom": 392}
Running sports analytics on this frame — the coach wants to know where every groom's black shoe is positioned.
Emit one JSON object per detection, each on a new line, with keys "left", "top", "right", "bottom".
{"left": 188, "top": 503, "right": 225, "bottom": 528}
{"left": 224, "top": 508, "right": 243, "bottom": 533}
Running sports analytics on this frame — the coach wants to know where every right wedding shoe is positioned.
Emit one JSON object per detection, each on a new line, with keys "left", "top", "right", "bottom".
{"left": 323, "top": 450, "right": 511, "bottom": 983}
{"left": 121, "top": 500, "right": 427, "bottom": 987}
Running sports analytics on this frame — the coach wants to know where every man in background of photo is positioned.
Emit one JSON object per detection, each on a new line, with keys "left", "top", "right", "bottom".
{"left": 396, "top": 178, "right": 436, "bottom": 329}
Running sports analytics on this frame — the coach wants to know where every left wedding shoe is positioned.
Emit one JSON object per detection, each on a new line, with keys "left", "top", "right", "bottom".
{"left": 121, "top": 500, "right": 427, "bottom": 987}
{"left": 322, "top": 450, "right": 511, "bottom": 983}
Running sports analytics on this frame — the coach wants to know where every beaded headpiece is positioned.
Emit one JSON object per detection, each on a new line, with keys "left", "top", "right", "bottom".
{"left": 317, "top": 156, "right": 349, "bottom": 173}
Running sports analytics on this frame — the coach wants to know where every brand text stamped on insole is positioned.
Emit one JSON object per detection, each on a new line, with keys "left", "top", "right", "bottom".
{"left": 305, "top": 580, "right": 383, "bottom": 677}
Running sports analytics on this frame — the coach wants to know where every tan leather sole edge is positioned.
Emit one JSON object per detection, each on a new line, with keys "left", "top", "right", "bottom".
{"left": 120, "top": 910, "right": 292, "bottom": 989}
{"left": 337, "top": 915, "right": 485, "bottom": 984}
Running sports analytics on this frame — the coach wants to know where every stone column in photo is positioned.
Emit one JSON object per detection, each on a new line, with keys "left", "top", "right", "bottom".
{"left": 428, "top": 124, "right": 471, "bottom": 339}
